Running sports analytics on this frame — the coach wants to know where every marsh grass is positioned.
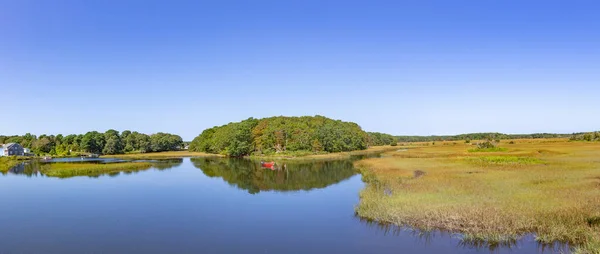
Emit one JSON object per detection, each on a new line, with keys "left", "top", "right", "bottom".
{"left": 467, "top": 156, "right": 543, "bottom": 165}
{"left": 354, "top": 139, "right": 600, "bottom": 253}
{"left": 468, "top": 147, "right": 509, "bottom": 153}
{"left": 41, "top": 162, "right": 153, "bottom": 178}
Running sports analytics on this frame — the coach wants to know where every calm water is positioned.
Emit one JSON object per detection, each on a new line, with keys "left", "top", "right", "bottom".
{"left": 0, "top": 158, "right": 568, "bottom": 253}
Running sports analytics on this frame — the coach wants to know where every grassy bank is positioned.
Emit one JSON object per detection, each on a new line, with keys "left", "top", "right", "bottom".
{"left": 41, "top": 162, "right": 153, "bottom": 178}
{"left": 354, "top": 139, "right": 600, "bottom": 253}
{"left": 108, "top": 151, "right": 223, "bottom": 159}
{"left": 247, "top": 145, "right": 399, "bottom": 161}
{"left": 0, "top": 157, "right": 21, "bottom": 173}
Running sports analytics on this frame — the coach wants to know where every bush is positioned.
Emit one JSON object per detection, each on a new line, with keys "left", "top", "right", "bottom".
{"left": 390, "top": 143, "right": 398, "bottom": 146}
{"left": 477, "top": 141, "right": 497, "bottom": 149}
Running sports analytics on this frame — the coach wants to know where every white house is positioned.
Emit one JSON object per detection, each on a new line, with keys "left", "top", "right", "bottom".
{"left": 0, "top": 143, "right": 25, "bottom": 156}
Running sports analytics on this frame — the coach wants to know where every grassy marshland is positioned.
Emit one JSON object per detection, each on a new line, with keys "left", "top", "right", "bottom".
{"left": 40, "top": 162, "right": 153, "bottom": 178}
{"left": 0, "top": 157, "right": 21, "bottom": 173}
{"left": 354, "top": 139, "right": 600, "bottom": 253}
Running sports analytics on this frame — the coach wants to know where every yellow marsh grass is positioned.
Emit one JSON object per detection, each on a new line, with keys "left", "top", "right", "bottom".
{"left": 355, "top": 140, "right": 600, "bottom": 252}
{"left": 41, "top": 162, "right": 153, "bottom": 178}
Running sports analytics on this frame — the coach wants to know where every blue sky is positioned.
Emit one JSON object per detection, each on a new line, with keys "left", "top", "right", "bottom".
{"left": 1, "top": 0, "right": 599, "bottom": 140}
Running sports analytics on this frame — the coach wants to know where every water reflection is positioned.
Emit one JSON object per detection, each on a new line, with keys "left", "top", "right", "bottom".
{"left": 146, "top": 158, "right": 183, "bottom": 170}
{"left": 191, "top": 157, "right": 357, "bottom": 194}
{"left": 8, "top": 161, "right": 43, "bottom": 177}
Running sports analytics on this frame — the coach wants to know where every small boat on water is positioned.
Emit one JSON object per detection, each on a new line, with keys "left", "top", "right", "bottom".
{"left": 41, "top": 156, "right": 52, "bottom": 160}
{"left": 261, "top": 161, "right": 276, "bottom": 169}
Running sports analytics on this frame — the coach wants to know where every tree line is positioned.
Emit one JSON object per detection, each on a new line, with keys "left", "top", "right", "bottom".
{"left": 189, "top": 115, "right": 393, "bottom": 157}
{"left": 0, "top": 130, "right": 183, "bottom": 156}
{"left": 367, "top": 132, "right": 397, "bottom": 146}
{"left": 396, "top": 132, "right": 573, "bottom": 142}
{"left": 570, "top": 132, "right": 600, "bottom": 142}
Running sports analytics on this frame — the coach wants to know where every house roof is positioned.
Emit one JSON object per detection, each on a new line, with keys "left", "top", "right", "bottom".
{"left": 1, "top": 143, "right": 19, "bottom": 149}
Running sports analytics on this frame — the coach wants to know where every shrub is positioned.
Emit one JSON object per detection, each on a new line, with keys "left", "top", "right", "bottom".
{"left": 477, "top": 141, "right": 497, "bottom": 149}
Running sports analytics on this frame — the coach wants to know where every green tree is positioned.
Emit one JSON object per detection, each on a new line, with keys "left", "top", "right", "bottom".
{"left": 103, "top": 137, "right": 121, "bottom": 155}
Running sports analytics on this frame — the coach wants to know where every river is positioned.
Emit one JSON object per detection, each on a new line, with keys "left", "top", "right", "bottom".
{"left": 0, "top": 157, "right": 568, "bottom": 253}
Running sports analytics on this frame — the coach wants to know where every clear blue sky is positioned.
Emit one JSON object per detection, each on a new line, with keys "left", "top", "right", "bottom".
{"left": 1, "top": 0, "right": 599, "bottom": 140}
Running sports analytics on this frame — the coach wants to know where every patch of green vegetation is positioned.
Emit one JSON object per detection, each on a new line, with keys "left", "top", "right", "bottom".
{"left": 570, "top": 131, "right": 600, "bottom": 142}
{"left": 189, "top": 116, "right": 396, "bottom": 157}
{"left": 468, "top": 147, "right": 509, "bottom": 153}
{"left": 367, "top": 132, "right": 397, "bottom": 146}
{"left": 40, "top": 162, "right": 153, "bottom": 178}
{"left": 468, "top": 156, "right": 543, "bottom": 165}
{"left": 586, "top": 216, "right": 600, "bottom": 227}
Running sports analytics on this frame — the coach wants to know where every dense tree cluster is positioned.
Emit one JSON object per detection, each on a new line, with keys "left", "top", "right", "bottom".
{"left": 396, "top": 132, "right": 572, "bottom": 142}
{"left": 570, "top": 132, "right": 600, "bottom": 142}
{"left": 0, "top": 130, "right": 183, "bottom": 156}
{"left": 190, "top": 116, "right": 376, "bottom": 157}
{"left": 367, "top": 132, "right": 397, "bottom": 146}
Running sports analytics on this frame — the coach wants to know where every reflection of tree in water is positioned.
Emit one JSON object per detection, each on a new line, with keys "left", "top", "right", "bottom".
{"left": 9, "top": 161, "right": 43, "bottom": 177}
{"left": 191, "top": 158, "right": 357, "bottom": 194}
{"left": 149, "top": 158, "right": 183, "bottom": 170}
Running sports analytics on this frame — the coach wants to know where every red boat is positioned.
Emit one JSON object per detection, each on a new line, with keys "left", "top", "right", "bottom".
{"left": 261, "top": 161, "right": 276, "bottom": 169}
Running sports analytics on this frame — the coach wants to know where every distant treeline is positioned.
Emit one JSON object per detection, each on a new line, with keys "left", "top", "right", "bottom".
{"left": 190, "top": 116, "right": 394, "bottom": 157}
{"left": 570, "top": 132, "right": 600, "bottom": 142}
{"left": 367, "top": 132, "right": 397, "bottom": 146}
{"left": 0, "top": 130, "right": 183, "bottom": 156}
{"left": 396, "top": 132, "right": 573, "bottom": 142}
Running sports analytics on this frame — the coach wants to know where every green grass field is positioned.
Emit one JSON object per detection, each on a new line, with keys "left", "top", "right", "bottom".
{"left": 354, "top": 139, "right": 600, "bottom": 253}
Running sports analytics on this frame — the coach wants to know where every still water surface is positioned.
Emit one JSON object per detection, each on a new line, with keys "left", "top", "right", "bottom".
{"left": 0, "top": 158, "right": 567, "bottom": 253}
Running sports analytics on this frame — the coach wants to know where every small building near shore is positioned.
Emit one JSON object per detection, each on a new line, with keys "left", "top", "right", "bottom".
{"left": 23, "top": 148, "right": 34, "bottom": 156}
{"left": 0, "top": 143, "right": 25, "bottom": 156}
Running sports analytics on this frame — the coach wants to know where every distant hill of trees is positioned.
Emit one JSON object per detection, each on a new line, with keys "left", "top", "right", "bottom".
{"left": 0, "top": 130, "right": 183, "bottom": 156}
{"left": 396, "top": 132, "right": 573, "bottom": 142}
{"left": 190, "top": 116, "right": 394, "bottom": 157}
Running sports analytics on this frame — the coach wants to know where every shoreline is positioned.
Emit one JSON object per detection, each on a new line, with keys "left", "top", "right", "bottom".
{"left": 245, "top": 145, "right": 399, "bottom": 161}
{"left": 106, "top": 146, "right": 400, "bottom": 161}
